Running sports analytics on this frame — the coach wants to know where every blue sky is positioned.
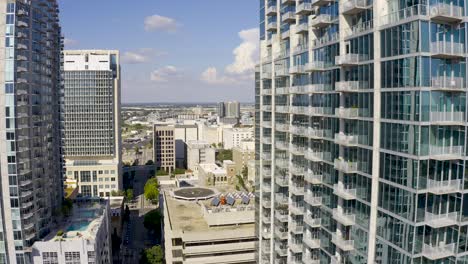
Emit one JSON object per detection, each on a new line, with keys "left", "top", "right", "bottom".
{"left": 58, "top": 0, "right": 259, "bottom": 103}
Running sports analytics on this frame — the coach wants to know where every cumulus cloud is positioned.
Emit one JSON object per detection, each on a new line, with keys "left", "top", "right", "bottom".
{"left": 150, "top": 66, "right": 179, "bottom": 82}
{"left": 144, "top": 15, "right": 179, "bottom": 32}
{"left": 63, "top": 38, "right": 78, "bottom": 47}
{"left": 225, "top": 28, "right": 259, "bottom": 74}
{"left": 122, "top": 48, "right": 166, "bottom": 64}
{"left": 200, "top": 67, "right": 235, "bottom": 84}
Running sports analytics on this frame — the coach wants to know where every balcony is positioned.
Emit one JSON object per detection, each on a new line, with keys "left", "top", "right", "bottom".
{"left": 282, "top": 11, "right": 296, "bottom": 23}
{"left": 334, "top": 159, "right": 358, "bottom": 173}
{"left": 421, "top": 242, "right": 456, "bottom": 260}
{"left": 290, "top": 125, "right": 308, "bottom": 136}
{"left": 335, "top": 80, "right": 367, "bottom": 92}
{"left": 310, "top": 106, "right": 334, "bottom": 116}
{"left": 304, "top": 193, "right": 322, "bottom": 206}
{"left": 305, "top": 172, "right": 322, "bottom": 184}
{"left": 276, "top": 106, "right": 289, "bottom": 114}
{"left": 17, "top": 21, "right": 28, "bottom": 27}
{"left": 262, "top": 121, "right": 272, "bottom": 128}
{"left": 276, "top": 141, "right": 289, "bottom": 151}
{"left": 274, "top": 227, "right": 289, "bottom": 240}
{"left": 314, "top": 32, "right": 339, "bottom": 47}
{"left": 426, "top": 179, "right": 461, "bottom": 194}
{"left": 281, "top": 30, "right": 290, "bottom": 40}
{"left": 290, "top": 165, "right": 306, "bottom": 176}
{"left": 275, "top": 211, "right": 289, "bottom": 223}
{"left": 331, "top": 232, "right": 354, "bottom": 251}
{"left": 261, "top": 152, "right": 272, "bottom": 161}
{"left": 296, "top": 22, "right": 309, "bottom": 34}
{"left": 311, "top": 0, "right": 336, "bottom": 7}
{"left": 290, "top": 106, "right": 309, "bottom": 115}
{"left": 304, "top": 214, "right": 321, "bottom": 227}
{"left": 261, "top": 105, "right": 272, "bottom": 112}
{"left": 332, "top": 208, "right": 356, "bottom": 226}
{"left": 292, "top": 44, "right": 308, "bottom": 54}
{"left": 334, "top": 133, "right": 359, "bottom": 147}
{"left": 290, "top": 221, "right": 304, "bottom": 234}
{"left": 262, "top": 184, "right": 272, "bottom": 193}
{"left": 305, "top": 61, "right": 327, "bottom": 72}
{"left": 430, "top": 41, "right": 464, "bottom": 59}
{"left": 305, "top": 151, "right": 328, "bottom": 162}
{"left": 276, "top": 176, "right": 289, "bottom": 187}
{"left": 424, "top": 211, "right": 458, "bottom": 228}
{"left": 290, "top": 184, "right": 305, "bottom": 196}
{"left": 276, "top": 158, "right": 289, "bottom": 168}
{"left": 429, "top": 111, "right": 465, "bottom": 125}
{"left": 282, "top": 0, "right": 295, "bottom": 4}
{"left": 275, "top": 67, "right": 289, "bottom": 77}
{"left": 290, "top": 202, "right": 304, "bottom": 215}
{"left": 309, "top": 14, "right": 336, "bottom": 28}
{"left": 290, "top": 85, "right": 311, "bottom": 94}
{"left": 297, "top": 3, "right": 314, "bottom": 15}
{"left": 266, "top": 22, "right": 277, "bottom": 31}
{"left": 17, "top": 44, "right": 28, "bottom": 50}
{"left": 266, "top": 6, "right": 277, "bottom": 16}
{"left": 275, "top": 193, "right": 289, "bottom": 205}
{"left": 263, "top": 214, "right": 272, "bottom": 224}
{"left": 262, "top": 199, "right": 272, "bottom": 208}
{"left": 275, "top": 244, "right": 288, "bottom": 256}
{"left": 262, "top": 167, "right": 272, "bottom": 178}
{"left": 431, "top": 76, "right": 464, "bottom": 91}
{"left": 261, "top": 88, "right": 272, "bottom": 95}
{"left": 304, "top": 236, "right": 321, "bottom": 249}
{"left": 333, "top": 182, "right": 357, "bottom": 200}
{"left": 429, "top": 3, "right": 463, "bottom": 23}
{"left": 261, "top": 71, "right": 272, "bottom": 80}
{"left": 335, "top": 107, "right": 359, "bottom": 119}
{"left": 290, "top": 145, "right": 307, "bottom": 156}
{"left": 345, "top": 20, "right": 374, "bottom": 38}
{"left": 289, "top": 65, "right": 305, "bottom": 74}
{"left": 342, "top": 0, "right": 372, "bottom": 15}
{"left": 276, "top": 87, "right": 289, "bottom": 94}
{"left": 429, "top": 145, "right": 464, "bottom": 160}
{"left": 290, "top": 241, "right": 303, "bottom": 253}
{"left": 335, "top": 54, "right": 369, "bottom": 66}
{"left": 276, "top": 123, "right": 289, "bottom": 132}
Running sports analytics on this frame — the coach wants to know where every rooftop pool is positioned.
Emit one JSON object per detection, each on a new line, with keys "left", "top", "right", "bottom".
{"left": 67, "top": 220, "right": 90, "bottom": 232}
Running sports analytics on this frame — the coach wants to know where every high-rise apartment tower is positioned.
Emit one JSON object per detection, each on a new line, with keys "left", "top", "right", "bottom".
{"left": 256, "top": 0, "right": 468, "bottom": 263}
{"left": 0, "top": 0, "right": 63, "bottom": 262}
{"left": 62, "top": 50, "right": 122, "bottom": 197}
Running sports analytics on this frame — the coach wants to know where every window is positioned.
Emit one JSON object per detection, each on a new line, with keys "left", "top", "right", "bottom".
{"left": 43, "top": 252, "right": 58, "bottom": 264}
{"left": 80, "top": 171, "right": 91, "bottom": 182}
{"left": 64, "top": 252, "right": 80, "bottom": 264}
{"left": 87, "top": 251, "right": 95, "bottom": 264}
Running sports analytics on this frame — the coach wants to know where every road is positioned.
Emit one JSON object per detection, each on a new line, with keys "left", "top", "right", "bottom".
{"left": 120, "top": 168, "right": 157, "bottom": 264}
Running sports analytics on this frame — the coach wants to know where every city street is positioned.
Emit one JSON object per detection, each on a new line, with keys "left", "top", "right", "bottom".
{"left": 120, "top": 167, "right": 158, "bottom": 264}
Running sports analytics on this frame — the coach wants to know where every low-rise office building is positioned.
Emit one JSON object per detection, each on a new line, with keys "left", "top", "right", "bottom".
{"left": 187, "top": 141, "right": 215, "bottom": 172}
{"left": 163, "top": 190, "right": 256, "bottom": 264}
{"left": 198, "top": 161, "right": 236, "bottom": 186}
{"left": 32, "top": 198, "right": 112, "bottom": 264}
{"left": 232, "top": 139, "right": 255, "bottom": 175}
{"left": 222, "top": 127, "right": 254, "bottom": 149}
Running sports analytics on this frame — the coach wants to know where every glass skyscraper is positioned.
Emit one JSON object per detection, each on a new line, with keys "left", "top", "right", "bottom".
{"left": 0, "top": 0, "right": 63, "bottom": 263}
{"left": 256, "top": 0, "right": 468, "bottom": 263}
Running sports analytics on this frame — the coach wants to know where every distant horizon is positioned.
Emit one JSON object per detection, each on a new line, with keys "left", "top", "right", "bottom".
{"left": 122, "top": 101, "right": 255, "bottom": 106}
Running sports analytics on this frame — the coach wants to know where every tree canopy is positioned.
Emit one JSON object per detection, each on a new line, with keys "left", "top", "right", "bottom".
{"left": 144, "top": 178, "right": 159, "bottom": 202}
{"left": 140, "top": 245, "right": 164, "bottom": 264}
{"left": 143, "top": 209, "right": 162, "bottom": 232}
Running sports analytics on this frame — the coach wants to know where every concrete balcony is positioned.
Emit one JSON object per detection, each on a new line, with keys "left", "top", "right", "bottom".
{"left": 262, "top": 199, "right": 272, "bottom": 208}
{"left": 276, "top": 87, "right": 289, "bottom": 94}
{"left": 17, "top": 21, "right": 28, "bottom": 27}
{"left": 334, "top": 133, "right": 359, "bottom": 147}
{"left": 261, "top": 88, "right": 272, "bottom": 95}
{"left": 341, "top": 0, "right": 372, "bottom": 15}
{"left": 309, "top": 14, "right": 336, "bottom": 28}
{"left": 309, "top": 83, "right": 333, "bottom": 92}
{"left": 296, "top": 22, "right": 309, "bottom": 34}
{"left": 306, "top": 151, "right": 330, "bottom": 162}
{"left": 262, "top": 121, "right": 272, "bottom": 128}
{"left": 266, "top": 38, "right": 273, "bottom": 47}
{"left": 290, "top": 125, "right": 308, "bottom": 137}
{"left": 304, "top": 236, "right": 321, "bottom": 249}
{"left": 276, "top": 176, "right": 289, "bottom": 187}
{"left": 262, "top": 167, "right": 272, "bottom": 177}
{"left": 290, "top": 145, "right": 307, "bottom": 156}
{"left": 314, "top": 32, "right": 339, "bottom": 47}
{"left": 335, "top": 80, "right": 367, "bottom": 92}
{"left": 276, "top": 106, "right": 290, "bottom": 114}
{"left": 333, "top": 182, "right": 357, "bottom": 200}
{"left": 304, "top": 215, "right": 321, "bottom": 227}
{"left": 332, "top": 208, "right": 356, "bottom": 226}
{"left": 281, "top": 30, "right": 290, "bottom": 40}
{"left": 426, "top": 179, "right": 462, "bottom": 194}
{"left": 290, "top": 165, "right": 306, "bottom": 175}
{"left": 290, "top": 202, "right": 304, "bottom": 215}
{"left": 266, "top": 22, "right": 277, "bottom": 31}
{"left": 334, "top": 159, "right": 358, "bottom": 173}
{"left": 297, "top": 3, "right": 314, "bottom": 14}
{"left": 262, "top": 184, "right": 272, "bottom": 193}
{"left": 335, "top": 54, "right": 369, "bottom": 66}
{"left": 431, "top": 77, "right": 465, "bottom": 91}
{"left": 17, "top": 66, "right": 28, "bottom": 73}
{"left": 290, "top": 85, "right": 311, "bottom": 94}
{"left": 429, "top": 145, "right": 464, "bottom": 160}
{"left": 276, "top": 141, "right": 289, "bottom": 151}
{"left": 292, "top": 44, "right": 308, "bottom": 54}
{"left": 275, "top": 193, "right": 289, "bottom": 205}
{"left": 266, "top": 5, "right": 277, "bottom": 16}
{"left": 282, "top": 0, "right": 295, "bottom": 4}
{"left": 263, "top": 214, "right": 272, "bottom": 224}
{"left": 429, "top": 111, "right": 465, "bottom": 125}
{"left": 276, "top": 123, "right": 289, "bottom": 132}
{"left": 274, "top": 228, "right": 289, "bottom": 240}
{"left": 331, "top": 232, "right": 354, "bottom": 251}
{"left": 261, "top": 152, "right": 272, "bottom": 161}
{"left": 289, "top": 241, "right": 303, "bottom": 253}
{"left": 335, "top": 107, "right": 359, "bottom": 119}
{"left": 261, "top": 229, "right": 271, "bottom": 239}
{"left": 276, "top": 158, "right": 289, "bottom": 168}
{"left": 311, "top": 0, "right": 336, "bottom": 7}
{"left": 290, "top": 184, "right": 305, "bottom": 196}
{"left": 305, "top": 172, "right": 322, "bottom": 184}
{"left": 17, "top": 44, "right": 28, "bottom": 50}
{"left": 282, "top": 11, "right": 296, "bottom": 23}
{"left": 275, "top": 211, "right": 289, "bottom": 222}
{"left": 310, "top": 106, "right": 333, "bottom": 116}
{"left": 430, "top": 41, "right": 464, "bottom": 59}
{"left": 289, "top": 65, "right": 305, "bottom": 74}
{"left": 275, "top": 244, "right": 288, "bottom": 256}
{"left": 261, "top": 71, "right": 272, "bottom": 80}
{"left": 304, "top": 193, "right": 322, "bottom": 206}
{"left": 261, "top": 105, "right": 272, "bottom": 112}
{"left": 290, "top": 106, "right": 309, "bottom": 115}
{"left": 275, "top": 67, "right": 289, "bottom": 77}
{"left": 290, "top": 222, "right": 304, "bottom": 234}
{"left": 305, "top": 61, "right": 326, "bottom": 72}
{"left": 344, "top": 20, "right": 374, "bottom": 38}
{"left": 424, "top": 211, "right": 458, "bottom": 228}
{"left": 421, "top": 242, "right": 456, "bottom": 260}
{"left": 429, "top": 3, "right": 463, "bottom": 23}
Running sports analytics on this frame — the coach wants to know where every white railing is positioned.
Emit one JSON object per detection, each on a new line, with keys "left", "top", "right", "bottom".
{"left": 342, "top": 0, "right": 371, "bottom": 13}
{"left": 266, "top": 6, "right": 277, "bottom": 15}
{"left": 305, "top": 193, "right": 322, "bottom": 206}
{"left": 293, "top": 44, "right": 308, "bottom": 54}
{"left": 276, "top": 87, "right": 289, "bottom": 94}
{"left": 333, "top": 208, "right": 356, "bottom": 225}
{"left": 429, "top": 111, "right": 464, "bottom": 123}
{"left": 335, "top": 107, "right": 359, "bottom": 118}
{"left": 426, "top": 179, "right": 461, "bottom": 194}
{"left": 334, "top": 159, "right": 358, "bottom": 173}
{"left": 381, "top": 4, "right": 427, "bottom": 26}
{"left": 334, "top": 133, "right": 359, "bottom": 146}
{"left": 290, "top": 106, "right": 309, "bottom": 115}
{"left": 331, "top": 232, "right": 354, "bottom": 251}
{"left": 422, "top": 242, "right": 456, "bottom": 259}
{"left": 275, "top": 106, "right": 289, "bottom": 113}
{"left": 345, "top": 20, "right": 374, "bottom": 37}
{"left": 281, "top": 11, "right": 296, "bottom": 22}
{"left": 430, "top": 41, "right": 464, "bottom": 56}
{"left": 335, "top": 54, "right": 369, "bottom": 65}
{"left": 303, "top": 236, "right": 320, "bottom": 249}
{"left": 310, "top": 14, "right": 335, "bottom": 27}
{"left": 431, "top": 76, "right": 464, "bottom": 90}
{"left": 313, "top": 32, "right": 339, "bottom": 46}
{"left": 305, "top": 61, "right": 326, "bottom": 71}
{"left": 290, "top": 125, "right": 308, "bottom": 136}
{"left": 290, "top": 85, "right": 310, "bottom": 94}
{"left": 305, "top": 172, "right": 322, "bottom": 184}
{"left": 289, "top": 65, "right": 305, "bottom": 74}
{"left": 424, "top": 211, "right": 458, "bottom": 228}
{"left": 304, "top": 214, "right": 321, "bottom": 227}
{"left": 429, "top": 145, "right": 463, "bottom": 157}
{"left": 333, "top": 182, "right": 357, "bottom": 199}
{"left": 335, "top": 81, "right": 367, "bottom": 92}
{"left": 430, "top": 3, "right": 463, "bottom": 18}
{"left": 266, "top": 22, "right": 277, "bottom": 31}
{"left": 297, "top": 3, "right": 313, "bottom": 14}
{"left": 276, "top": 123, "right": 289, "bottom": 131}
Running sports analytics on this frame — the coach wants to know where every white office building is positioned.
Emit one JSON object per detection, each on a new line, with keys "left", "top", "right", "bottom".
{"left": 222, "top": 127, "right": 254, "bottom": 149}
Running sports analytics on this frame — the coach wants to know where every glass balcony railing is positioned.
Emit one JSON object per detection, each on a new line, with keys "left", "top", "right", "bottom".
{"left": 425, "top": 179, "right": 462, "bottom": 194}
{"left": 290, "top": 202, "right": 305, "bottom": 215}
{"left": 381, "top": 4, "right": 427, "bottom": 27}
{"left": 430, "top": 41, "right": 464, "bottom": 58}
{"left": 266, "top": 22, "right": 277, "bottom": 31}
{"left": 290, "top": 106, "right": 309, "bottom": 115}
{"left": 304, "top": 214, "right": 321, "bottom": 227}
{"left": 311, "top": 0, "right": 336, "bottom": 6}
{"left": 305, "top": 61, "right": 328, "bottom": 71}
{"left": 429, "top": 111, "right": 465, "bottom": 125}
{"left": 431, "top": 76, "right": 464, "bottom": 90}
{"left": 332, "top": 207, "right": 356, "bottom": 226}
{"left": 335, "top": 80, "right": 368, "bottom": 92}
{"left": 304, "top": 193, "right": 322, "bottom": 206}
{"left": 428, "top": 145, "right": 464, "bottom": 159}
{"left": 304, "top": 235, "right": 321, "bottom": 249}
{"left": 266, "top": 5, "right": 277, "bottom": 16}
{"left": 275, "top": 211, "right": 289, "bottom": 222}
{"left": 313, "top": 32, "right": 339, "bottom": 47}
{"left": 421, "top": 242, "right": 456, "bottom": 260}
{"left": 335, "top": 107, "right": 359, "bottom": 119}
{"left": 305, "top": 172, "right": 322, "bottom": 184}
{"left": 281, "top": 11, "right": 296, "bottom": 23}
{"left": 333, "top": 182, "right": 357, "bottom": 200}
{"left": 276, "top": 176, "right": 289, "bottom": 187}
{"left": 289, "top": 65, "right": 305, "bottom": 74}
{"left": 334, "top": 133, "right": 359, "bottom": 146}
{"left": 424, "top": 211, "right": 458, "bottom": 228}
{"left": 334, "top": 158, "right": 358, "bottom": 173}
{"left": 335, "top": 54, "right": 369, "bottom": 66}
{"left": 344, "top": 20, "right": 373, "bottom": 37}
{"left": 430, "top": 3, "right": 463, "bottom": 22}
{"left": 331, "top": 232, "right": 354, "bottom": 251}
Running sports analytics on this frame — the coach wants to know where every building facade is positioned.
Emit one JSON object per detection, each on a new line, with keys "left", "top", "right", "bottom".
{"left": 0, "top": 0, "right": 64, "bottom": 262}
{"left": 257, "top": 0, "right": 468, "bottom": 263}
{"left": 154, "top": 125, "right": 176, "bottom": 173}
{"left": 187, "top": 140, "right": 215, "bottom": 172}
{"left": 232, "top": 139, "right": 256, "bottom": 175}
{"left": 62, "top": 50, "right": 122, "bottom": 197}
{"left": 223, "top": 127, "right": 254, "bottom": 149}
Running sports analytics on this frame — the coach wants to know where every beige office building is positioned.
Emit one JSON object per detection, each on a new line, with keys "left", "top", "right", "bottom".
{"left": 153, "top": 125, "right": 176, "bottom": 173}
{"left": 63, "top": 50, "right": 122, "bottom": 197}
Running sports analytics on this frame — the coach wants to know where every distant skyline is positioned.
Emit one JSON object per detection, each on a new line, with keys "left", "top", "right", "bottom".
{"left": 58, "top": 0, "right": 258, "bottom": 103}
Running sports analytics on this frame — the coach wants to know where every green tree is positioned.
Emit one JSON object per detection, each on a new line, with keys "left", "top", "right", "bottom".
{"left": 140, "top": 245, "right": 164, "bottom": 264}
{"left": 145, "top": 160, "right": 154, "bottom": 165}
{"left": 61, "top": 198, "right": 73, "bottom": 217}
{"left": 144, "top": 178, "right": 159, "bottom": 202}
{"left": 143, "top": 209, "right": 162, "bottom": 232}
{"left": 155, "top": 170, "right": 168, "bottom": 176}
{"left": 216, "top": 149, "right": 232, "bottom": 162}
{"left": 173, "top": 168, "right": 186, "bottom": 175}
{"left": 125, "top": 189, "right": 134, "bottom": 201}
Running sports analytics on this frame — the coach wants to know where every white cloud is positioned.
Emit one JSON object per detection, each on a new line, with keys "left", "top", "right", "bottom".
{"left": 150, "top": 66, "right": 179, "bottom": 82}
{"left": 63, "top": 38, "right": 78, "bottom": 47}
{"left": 122, "top": 48, "right": 165, "bottom": 64}
{"left": 144, "top": 15, "right": 179, "bottom": 32}
{"left": 200, "top": 67, "right": 236, "bottom": 84}
{"left": 225, "top": 28, "right": 259, "bottom": 74}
